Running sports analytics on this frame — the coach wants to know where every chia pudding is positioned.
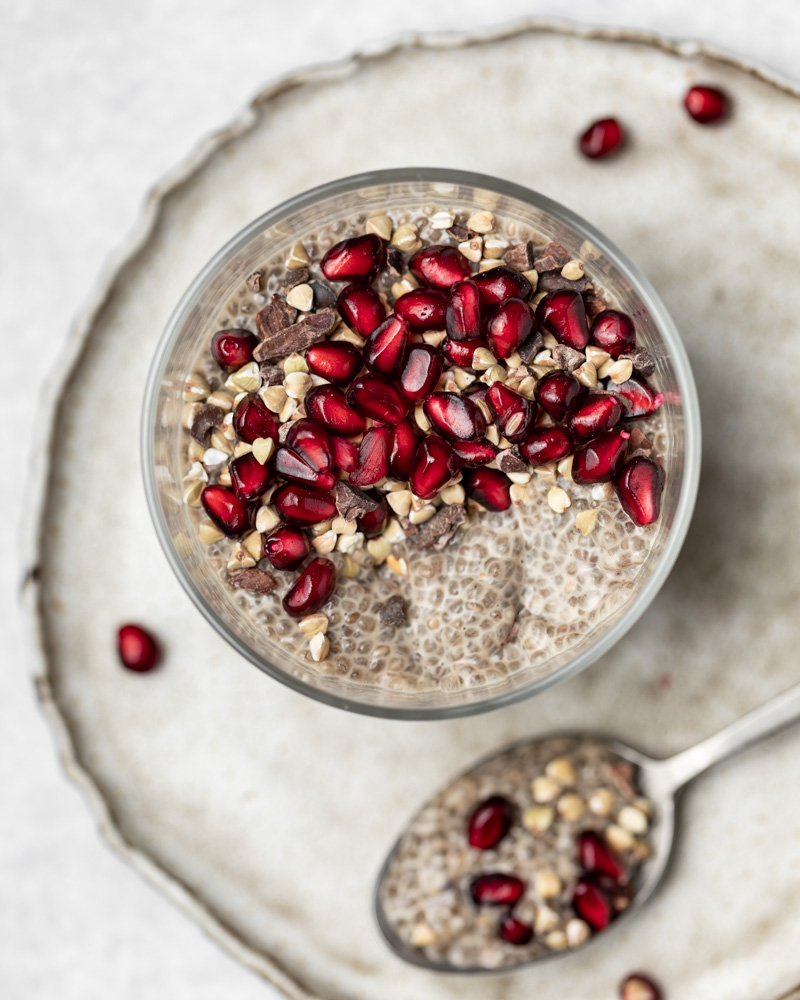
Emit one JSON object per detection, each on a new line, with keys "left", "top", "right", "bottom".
{"left": 378, "top": 738, "right": 655, "bottom": 969}
{"left": 178, "top": 204, "right": 668, "bottom": 692}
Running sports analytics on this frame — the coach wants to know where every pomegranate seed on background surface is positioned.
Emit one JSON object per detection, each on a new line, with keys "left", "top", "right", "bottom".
{"left": 364, "top": 314, "right": 411, "bottom": 377}
{"left": 424, "top": 392, "right": 487, "bottom": 441}
{"left": 230, "top": 451, "right": 272, "bottom": 500}
{"left": 410, "top": 244, "right": 471, "bottom": 290}
{"left": 321, "top": 233, "right": 385, "bottom": 282}
{"left": 579, "top": 117, "right": 624, "bottom": 159}
{"left": 620, "top": 972, "right": 663, "bottom": 1000}
{"left": 285, "top": 418, "right": 333, "bottom": 473}
{"left": 487, "top": 298, "right": 534, "bottom": 359}
{"left": 486, "top": 383, "right": 537, "bottom": 443}
{"left": 466, "top": 467, "right": 512, "bottom": 511}
{"left": 272, "top": 483, "right": 337, "bottom": 525}
{"left": 578, "top": 830, "right": 627, "bottom": 882}
{"left": 211, "top": 329, "right": 258, "bottom": 371}
{"left": 572, "top": 878, "right": 612, "bottom": 930}
{"left": 473, "top": 266, "right": 532, "bottom": 307}
{"left": 451, "top": 438, "right": 499, "bottom": 468}
{"left": 442, "top": 336, "right": 491, "bottom": 369}
{"left": 521, "top": 427, "right": 574, "bottom": 466}
{"left": 274, "top": 446, "right": 337, "bottom": 491}
{"left": 283, "top": 557, "right": 337, "bottom": 617}
{"left": 305, "top": 341, "right": 363, "bottom": 386}
{"left": 118, "top": 624, "right": 160, "bottom": 672}
{"left": 684, "top": 85, "right": 729, "bottom": 124}
{"left": 201, "top": 484, "right": 254, "bottom": 536}
{"left": 470, "top": 873, "right": 525, "bottom": 906}
{"left": 409, "top": 436, "right": 460, "bottom": 500}
{"left": 568, "top": 393, "right": 623, "bottom": 444}
{"left": 446, "top": 279, "right": 484, "bottom": 342}
{"left": 349, "top": 426, "right": 391, "bottom": 487}
{"left": 535, "top": 369, "right": 585, "bottom": 421}
{"left": 572, "top": 429, "right": 630, "bottom": 484}
{"left": 332, "top": 435, "right": 359, "bottom": 473}
{"left": 394, "top": 288, "right": 447, "bottom": 331}
{"left": 590, "top": 309, "right": 637, "bottom": 358}
{"left": 347, "top": 373, "right": 409, "bottom": 424}
{"left": 399, "top": 345, "right": 444, "bottom": 402}
{"left": 336, "top": 283, "right": 386, "bottom": 338}
{"left": 468, "top": 795, "right": 513, "bottom": 849}
{"left": 305, "top": 385, "right": 365, "bottom": 436}
{"left": 264, "top": 525, "right": 309, "bottom": 570}
{"left": 233, "top": 395, "right": 279, "bottom": 444}
{"left": 536, "top": 290, "right": 590, "bottom": 350}
{"left": 498, "top": 916, "right": 533, "bottom": 946}
{"left": 614, "top": 456, "right": 664, "bottom": 526}
{"left": 616, "top": 376, "right": 664, "bottom": 419}
{"left": 357, "top": 494, "right": 389, "bottom": 538}
{"left": 388, "top": 420, "right": 420, "bottom": 479}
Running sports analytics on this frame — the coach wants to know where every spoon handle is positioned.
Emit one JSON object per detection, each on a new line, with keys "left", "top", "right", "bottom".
{"left": 655, "top": 681, "right": 800, "bottom": 793}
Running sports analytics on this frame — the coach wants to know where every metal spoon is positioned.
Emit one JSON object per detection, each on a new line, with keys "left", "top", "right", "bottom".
{"left": 375, "top": 682, "right": 800, "bottom": 973}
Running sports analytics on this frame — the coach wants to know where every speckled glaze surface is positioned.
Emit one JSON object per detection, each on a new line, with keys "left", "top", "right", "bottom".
{"left": 24, "top": 21, "right": 800, "bottom": 1000}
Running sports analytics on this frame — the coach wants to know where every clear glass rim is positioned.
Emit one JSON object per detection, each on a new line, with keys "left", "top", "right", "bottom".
{"left": 141, "top": 167, "right": 702, "bottom": 721}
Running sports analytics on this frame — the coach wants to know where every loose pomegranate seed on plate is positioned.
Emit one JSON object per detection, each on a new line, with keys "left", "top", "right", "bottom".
{"left": 620, "top": 972, "right": 663, "bottom": 1000}
{"left": 394, "top": 288, "right": 447, "bottom": 331}
{"left": 473, "top": 266, "right": 532, "bottom": 307}
{"left": 363, "top": 314, "right": 410, "bottom": 377}
{"left": 466, "top": 467, "right": 512, "bottom": 511}
{"left": 572, "top": 878, "right": 612, "bottom": 930}
{"left": 498, "top": 915, "right": 533, "bottom": 946}
{"left": 230, "top": 451, "right": 272, "bottom": 500}
{"left": 349, "top": 425, "right": 391, "bottom": 487}
{"left": 520, "top": 426, "right": 574, "bottom": 466}
{"left": 211, "top": 329, "right": 259, "bottom": 371}
{"left": 233, "top": 395, "right": 279, "bottom": 444}
{"left": 614, "top": 456, "right": 664, "bottom": 526}
{"left": 201, "top": 484, "right": 254, "bottom": 536}
{"left": 684, "top": 84, "right": 729, "bottom": 124}
{"left": 409, "top": 244, "right": 471, "bottom": 290}
{"left": 451, "top": 438, "right": 499, "bottom": 468}
{"left": 332, "top": 435, "right": 359, "bottom": 473}
{"left": 118, "top": 624, "right": 160, "bottom": 672}
{"left": 487, "top": 298, "right": 534, "bottom": 359}
{"left": 568, "top": 392, "right": 623, "bottom": 444}
{"left": 534, "top": 369, "right": 585, "bottom": 420}
{"left": 305, "top": 341, "right": 363, "bottom": 386}
{"left": 264, "top": 525, "right": 309, "bottom": 570}
{"left": 285, "top": 418, "right": 333, "bottom": 473}
{"left": 272, "top": 482, "right": 337, "bottom": 525}
{"left": 336, "top": 283, "right": 386, "bottom": 338}
{"left": 470, "top": 873, "right": 525, "bottom": 906}
{"left": 579, "top": 117, "right": 624, "bottom": 159}
{"left": 274, "top": 446, "right": 337, "bottom": 490}
{"left": 590, "top": 309, "right": 636, "bottom": 358}
{"left": 320, "top": 233, "right": 385, "bottom": 283}
{"left": 468, "top": 795, "right": 513, "bottom": 849}
{"left": 388, "top": 420, "right": 420, "bottom": 479}
{"left": 578, "top": 830, "right": 627, "bottom": 883}
{"left": 346, "top": 373, "right": 409, "bottom": 424}
{"left": 409, "top": 435, "right": 460, "bottom": 500}
{"left": 358, "top": 494, "right": 389, "bottom": 538}
{"left": 282, "top": 557, "right": 337, "bottom": 617}
{"left": 442, "top": 336, "right": 491, "bottom": 370}
{"left": 399, "top": 344, "right": 444, "bottom": 402}
{"left": 536, "top": 290, "right": 590, "bottom": 351}
{"left": 446, "top": 279, "right": 484, "bottom": 342}
{"left": 572, "top": 428, "right": 630, "bottom": 484}
{"left": 424, "top": 392, "right": 487, "bottom": 441}
{"left": 486, "top": 382, "right": 537, "bottom": 443}
{"left": 305, "top": 385, "right": 366, "bottom": 436}
{"left": 616, "top": 376, "right": 664, "bottom": 419}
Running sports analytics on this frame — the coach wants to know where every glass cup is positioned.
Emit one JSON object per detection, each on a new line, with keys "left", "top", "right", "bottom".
{"left": 142, "top": 168, "right": 700, "bottom": 719}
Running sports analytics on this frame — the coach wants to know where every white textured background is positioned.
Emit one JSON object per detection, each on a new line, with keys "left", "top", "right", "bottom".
{"left": 2, "top": 2, "right": 799, "bottom": 996}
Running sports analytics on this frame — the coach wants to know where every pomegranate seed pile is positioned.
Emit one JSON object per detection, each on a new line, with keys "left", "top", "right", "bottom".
{"left": 180, "top": 205, "right": 667, "bottom": 679}
{"left": 380, "top": 738, "right": 654, "bottom": 968}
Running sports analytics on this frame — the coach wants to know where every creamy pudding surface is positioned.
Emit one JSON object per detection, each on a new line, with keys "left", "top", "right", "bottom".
{"left": 179, "top": 203, "right": 668, "bottom": 693}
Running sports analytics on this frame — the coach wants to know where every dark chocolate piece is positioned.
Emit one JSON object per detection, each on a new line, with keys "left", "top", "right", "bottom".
{"left": 534, "top": 241, "right": 572, "bottom": 273}
{"left": 497, "top": 450, "right": 527, "bottom": 474}
{"left": 279, "top": 267, "right": 310, "bottom": 290}
{"left": 386, "top": 246, "right": 404, "bottom": 278}
{"left": 517, "top": 329, "right": 544, "bottom": 364}
{"left": 503, "top": 240, "right": 535, "bottom": 272}
{"left": 228, "top": 569, "right": 278, "bottom": 594}
{"left": 259, "top": 363, "right": 284, "bottom": 386}
{"left": 448, "top": 223, "right": 477, "bottom": 242}
{"left": 334, "top": 481, "right": 379, "bottom": 521}
{"left": 538, "top": 272, "right": 593, "bottom": 294}
{"left": 553, "top": 344, "right": 586, "bottom": 373}
{"left": 621, "top": 347, "right": 655, "bottom": 377}
{"left": 309, "top": 280, "right": 336, "bottom": 308}
{"left": 190, "top": 404, "right": 225, "bottom": 445}
{"left": 583, "top": 292, "right": 608, "bottom": 323}
{"left": 411, "top": 504, "right": 467, "bottom": 551}
{"left": 253, "top": 309, "right": 337, "bottom": 362}
{"left": 378, "top": 595, "right": 406, "bottom": 627}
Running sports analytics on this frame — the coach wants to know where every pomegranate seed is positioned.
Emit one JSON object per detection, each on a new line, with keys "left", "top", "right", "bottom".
{"left": 536, "top": 291, "right": 590, "bottom": 351}
{"left": 201, "top": 484, "right": 254, "bottom": 536}
{"left": 499, "top": 916, "right": 533, "bottom": 946}
{"left": 363, "top": 314, "right": 410, "bottom": 377}
{"left": 579, "top": 117, "right": 625, "bottom": 159}
{"left": 520, "top": 427, "right": 574, "bottom": 466}
{"left": 358, "top": 494, "right": 389, "bottom": 538}
{"left": 487, "top": 298, "right": 534, "bottom": 359}
{"left": 389, "top": 420, "right": 420, "bottom": 479}
{"left": 305, "top": 341, "right": 363, "bottom": 386}
{"left": 572, "top": 878, "right": 612, "bottom": 931}
{"left": 590, "top": 309, "right": 636, "bottom": 358}
{"left": 285, "top": 419, "right": 333, "bottom": 473}
{"left": 274, "top": 446, "right": 337, "bottom": 490}
{"left": 579, "top": 831, "right": 627, "bottom": 883}
{"left": 320, "top": 233, "right": 385, "bottom": 283}
{"left": 409, "top": 435, "right": 459, "bottom": 500}
{"left": 685, "top": 84, "right": 729, "bottom": 124}
{"left": 394, "top": 288, "right": 447, "bottom": 331}
{"left": 572, "top": 428, "right": 630, "bottom": 484}
{"left": 264, "top": 525, "right": 309, "bottom": 570}
{"left": 424, "top": 392, "right": 486, "bottom": 442}
{"left": 349, "top": 426, "right": 391, "bottom": 487}
{"left": 616, "top": 376, "right": 664, "bottom": 419}
{"left": 336, "top": 283, "right": 386, "bottom": 338}
{"left": 332, "top": 435, "right": 359, "bottom": 473}
{"left": 305, "top": 385, "right": 365, "bottom": 436}
{"left": 534, "top": 369, "right": 585, "bottom": 420}
{"left": 468, "top": 795, "right": 513, "bottom": 849}
{"left": 451, "top": 438, "right": 499, "bottom": 468}
{"left": 211, "top": 329, "right": 258, "bottom": 371}
{"left": 442, "top": 336, "right": 491, "bottom": 369}
{"left": 473, "top": 266, "right": 532, "bottom": 307}
{"left": 272, "top": 482, "right": 337, "bottom": 525}
{"left": 410, "top": 245, "right": 471, "bottom": 290}
{"left": 233, "top": 395, "right": 279, "bottom": 444}
{"left": 466, "top": 467, "right": 512, "bottom": 511}
{"left": 282, "top": 557, "right": 337, "bottom": 617}
{"left": 463, "top": 382, "right": 489, "bottom": 406}
{"left": 470, "top": 874, "right": 525, "bottom": 906}
{"left": 346, "top": 373, "right": 409, "bottom": 424}
{"left": 486, "top": 382, "right": 537, "bottom": 443}
{"left": 568, "top": 392, "right": 623, "bottom": 444}
{"left": 446, "top": 279, "right": 484, "bottom": 342}
{"left": 399, "top": 344, "right": 444, "bottom": 402}
{"left": 118, "top": 624, "right": 160, "bottom": 672}
{"left": 620, "top": 973, "right": 662, "bottom": 1000}
{"left": 230, "top": 451, "right": 272, "bottom": 500}
{"left": 614, "top": 456, "right": 664, "bottom": 526}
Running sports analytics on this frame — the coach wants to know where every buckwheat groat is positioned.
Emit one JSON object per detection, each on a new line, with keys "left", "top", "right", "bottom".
{"left": 180, "top": 205, "right": 667, "bottom": 689}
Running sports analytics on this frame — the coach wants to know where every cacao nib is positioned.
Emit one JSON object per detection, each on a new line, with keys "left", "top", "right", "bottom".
{"left": 534, "top": 241, "right": 571, "bottom": 273}
{"left": 190, "top": 404, "right": 224, "bottom": 445}
{"left": 256, "top": 293, "right": 297, "bottom": 337}
{"left": 309, "top": 280, "right": 336, "bottom": 308}
{"left": 379, "top": 594, "right": 407, "bottom": 626}
{"left": 503, "top": 240, "right": 535, "bottom": 272}
{"left": 246, "top": 271, "right": 262, "bottom": 292}
{"left": 334, "top": 480, "right": 380, "bottom": 522}
{"left": 448, "top": 223, "right": 477, "bottom": 242}
{"left": 538, "top": 272, "right": 593, "bottom": 293}
{"left": 278, "top": 267, "right": 310, "bottom": 290}
{"left": 411, "top": 504, "right": 467, "bottom": 551}
{"left": 259, "top": 362, "right": 284, "bottom": 386}
{"left": 386, "top": 246, "right": 404, "bottom": 278}
{"left": 228, "top": 568, "right": 278, "bottom": 594}
{"left": 583, "top": 292, "right": 608, "bottom": 322}
{"left": 621, "top": 346, "right": 656, "bottom": 377}
{"left": 516, "top": 329, "right": 544, "bottom": 363}
{"left": 553, "top": 344, "right": 586, "bottom": 372}
{"left": 254, "top": 309, "right": 338, "bottom": 361}
{"left": 497, "top": 449, "right": 527, "bottom": 474}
